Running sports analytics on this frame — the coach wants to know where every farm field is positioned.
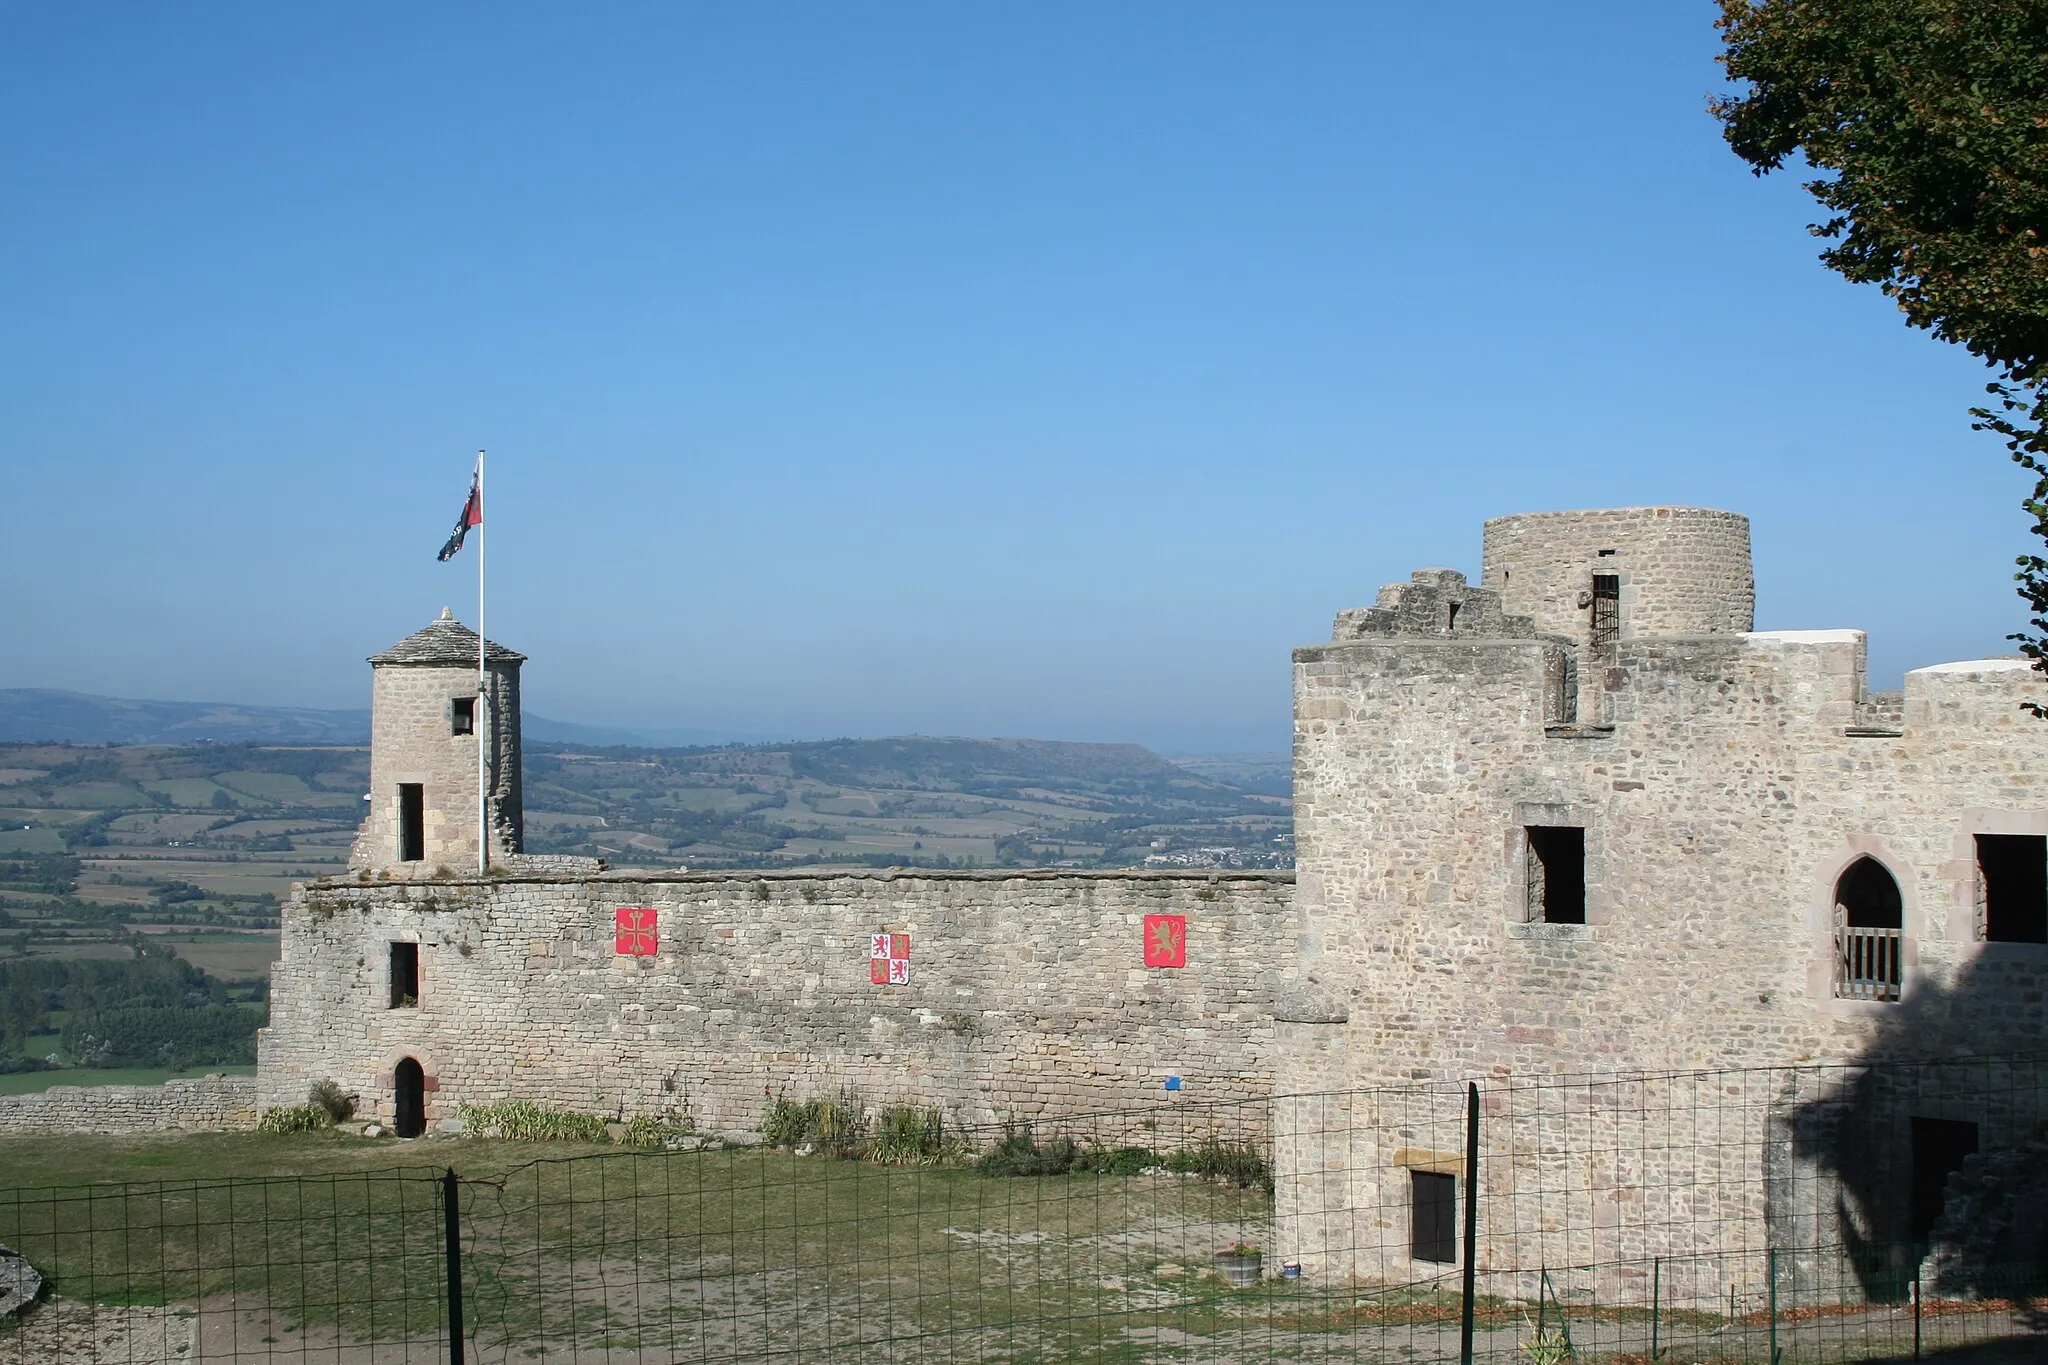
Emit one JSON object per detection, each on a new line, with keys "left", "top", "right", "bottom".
{"left": 0, "top": 734, "right": 1290, "bottom": 893}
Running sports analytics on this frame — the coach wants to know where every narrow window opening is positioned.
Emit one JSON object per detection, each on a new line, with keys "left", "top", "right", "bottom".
{"left": 390, "top": 942, "right": 419, "bottom": 1009}
{"left": 1909, "top": 1117, "right": 1978, "bottom": 1245}
{"left": 1977, "top": 834, "right": 2047, "bottom": 943}
{"left": 393, "top": 1057, "right": 426, "bottom": 1139}
{"left": 1446, "top": 601, "right": 1461, "bottom": 633}
{"left": 1833, "top": 857, "right": 1903, "bottom": 1001}
{"left": 1410, "top": 1170, "right": 1457, "bottom": 1263}
{"left": 451, "top": 696, "right": 476, "bottom": 736}
{"left": 1526, "top": 826, "right": 1586, "bottom": 923}
{"left": 1589, "top": 574, "right": 1621, "bottom": 651}
{"left": 397, "top": 784, "right": 424, "bottom": 862}
{"left": 1596, "top": 548, "right": 1617, "bottom": 557}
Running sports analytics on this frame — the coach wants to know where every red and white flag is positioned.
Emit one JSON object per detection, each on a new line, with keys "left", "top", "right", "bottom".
{"left": 436, "top": 464, "right": 483, "bottom": 562}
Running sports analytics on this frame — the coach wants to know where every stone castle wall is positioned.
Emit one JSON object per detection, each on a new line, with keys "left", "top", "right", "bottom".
{"left": 261, "top": 870, "right": 1294, "bottom": 1145}
{"left": 1481, "top": 506, "right": 1755, "bottom": 645}
{"left": 0, "top": 1075, "right": 258, "bottom": 1136}
{"left": 1276, "top": 610, "right": 2048, "bottom": 1297}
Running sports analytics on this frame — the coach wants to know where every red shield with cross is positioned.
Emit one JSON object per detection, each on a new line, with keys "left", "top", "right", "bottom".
{"left": 869, "top": 931, "right": 910, "bottom": 985}
{"left": 1143, "top": 914, "right": 1186, "bottom": 968}
{"left": 615, "top": 907, "right": 658, "bottom": 956}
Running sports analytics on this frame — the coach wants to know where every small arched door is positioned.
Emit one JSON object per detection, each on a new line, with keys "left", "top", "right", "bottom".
{"left": 393, "top": 1057, "right": 426, "bottom": 1138}
{"left": 1834, "top": 857, "right": 1903, "bottom": 1001}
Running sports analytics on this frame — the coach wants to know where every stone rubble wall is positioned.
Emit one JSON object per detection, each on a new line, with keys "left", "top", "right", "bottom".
{"left": 0, "top": 1075, "right": 258, "bottom": 1135}
{"left": 261, "top": 870, "right": 1295, "bottom": 1147}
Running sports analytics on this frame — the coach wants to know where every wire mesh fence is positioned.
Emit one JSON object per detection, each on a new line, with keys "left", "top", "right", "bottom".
{"left": 2, "top": 1056, "right": 2044, "bottom": 1363}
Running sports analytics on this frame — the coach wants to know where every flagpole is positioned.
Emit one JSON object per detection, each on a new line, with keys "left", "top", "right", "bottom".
{"left": 476, "top": 449, "right": 488, "bottom": 877}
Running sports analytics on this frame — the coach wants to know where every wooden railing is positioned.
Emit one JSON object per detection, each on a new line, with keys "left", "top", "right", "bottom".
{"left": 1835, "top": 921, "right": 1903, "bottom": 1002}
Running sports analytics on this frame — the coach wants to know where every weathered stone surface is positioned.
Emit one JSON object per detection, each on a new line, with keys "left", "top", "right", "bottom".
{"left": 262, "top": 869, "right": 1294, "bottom": 1145}
{"left": 1276, "top": 506, "right": 2048, "bottom": 1300}
{"left": 350, "top": 610, "right": 523, "bottom": 875}
{"left": 0, "top": 1076, "right": 256, "bottom": 1136}
{"left": 250, "top": 504, "right": 2048, "bottom": 1313}
{"left": 0, "top": 1244, "right": 42, "bottom": 1317}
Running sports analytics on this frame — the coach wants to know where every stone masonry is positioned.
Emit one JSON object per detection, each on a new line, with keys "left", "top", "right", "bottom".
{"left": 349, "top": 610, "right": 525, "bottom": 874}
{"left": 249, "top": 512, "right": 2046, "bottom": 1308}
{"left": 0, "top": 1075, "right": 257, "bottom": 1135}
{"left": 1275, "top": 506, "right": 2048, "bottom": 1301}
{"left": 260, "top": 869, "right": 1292, "bottom": 1144}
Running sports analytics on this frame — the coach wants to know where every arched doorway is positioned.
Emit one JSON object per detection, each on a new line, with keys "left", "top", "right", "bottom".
{"left": 393, "top": 1057, "right": 426, "bottom": 1138}
{"left": 1834, "top": 857, "right": 1903, "bottom": 1001}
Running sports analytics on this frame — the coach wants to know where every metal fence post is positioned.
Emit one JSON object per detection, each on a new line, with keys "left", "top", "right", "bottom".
{"left": 1913, "top": 1270, "right": 1922, "bottom": 1360}
{"left": 442, "top": 1168, "right": 466, "bottom": 1365}
{"left": 1651, "top": 1256, "right": 1662, "bottom": 1360}
{"left": 1460, "top": 1080, "right": 1479, "bottom": 1365}
{"left": 1767, "top": 1247, "right": 1779, "bottom": 1365}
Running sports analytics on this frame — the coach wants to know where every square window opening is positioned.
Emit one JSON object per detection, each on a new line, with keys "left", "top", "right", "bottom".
{"left": 1977, "top": 834, "right": 2047, "bottom": 943}
{"left": 1410, "top": 1170, "right": 1457, "bottom": 1263}
{"left": 1527, "top": 826, "right": 1586, "bottom": 923}
{"left": 397, "top": 784, "right": 424, "bottom": 862}
{"left": 389, "top": 942, "right": 420, "bottom": 1009}
{"left": 452, "top": 697, "right": 476, "bottom": 736}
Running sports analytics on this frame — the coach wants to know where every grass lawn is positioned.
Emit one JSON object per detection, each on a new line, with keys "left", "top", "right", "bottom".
{"left": 0, "top": 1129, "right": 1288, "bottom": 1360}
{"left": 1, "top": 1131, "right": 2038, "bottom": 1363}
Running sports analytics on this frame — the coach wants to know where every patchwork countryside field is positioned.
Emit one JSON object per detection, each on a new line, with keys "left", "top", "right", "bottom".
{"left": 0, "top": 736, "right": 1286, "bottom": 1096}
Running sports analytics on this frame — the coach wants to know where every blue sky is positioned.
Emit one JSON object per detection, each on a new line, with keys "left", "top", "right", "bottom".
{"left": 0, "top": 3, "right": 2028, "bottom": 754}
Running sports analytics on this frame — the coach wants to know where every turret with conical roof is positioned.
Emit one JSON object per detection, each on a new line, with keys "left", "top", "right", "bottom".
{"left": 349, "top": 609, "right": 524, "bottom": 874}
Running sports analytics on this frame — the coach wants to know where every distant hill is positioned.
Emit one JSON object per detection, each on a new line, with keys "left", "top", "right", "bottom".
{"left": 0, "top": 688, "right": 1293, "bottom": 871}
{"left": 0, "top": 727, "right": 1290, "bottom": 874}
{"left": 0, "top": 689, "right": 634, "bottom": 748}
{"left": 521, "top": 734, "right": 1287, "bottom": 868}
{"left": 1163, "top": 753, "right": 1291, "bottom": 798}
{"left": 0, "top": 690, "right": 370, "bottom": 745}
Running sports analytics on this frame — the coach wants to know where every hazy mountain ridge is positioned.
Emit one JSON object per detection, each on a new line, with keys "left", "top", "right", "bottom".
{"left": 0, "top": 689, "right": 637, "bottom": 748}
{"left": 0, "top": 688, "right": 1291, "bottom": 871}
{"left": 0, "top": 690, "right": 370, "bottom": 746}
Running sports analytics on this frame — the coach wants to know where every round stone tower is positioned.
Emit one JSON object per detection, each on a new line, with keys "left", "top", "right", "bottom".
{"left": 1480, "top": 506, "right": 1754, "bottom": 653}
{"left": 348, "top": 609, "right": 525, "bottom": 875}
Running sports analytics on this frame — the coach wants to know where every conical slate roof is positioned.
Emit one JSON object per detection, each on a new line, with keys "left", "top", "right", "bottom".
{"left": 368, "top": 609, "right": 526, "bottom": 666}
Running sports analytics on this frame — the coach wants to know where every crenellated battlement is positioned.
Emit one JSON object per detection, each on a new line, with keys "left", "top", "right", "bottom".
{"left": 1331, "top": 568, "right": 1538, "bottom": 640}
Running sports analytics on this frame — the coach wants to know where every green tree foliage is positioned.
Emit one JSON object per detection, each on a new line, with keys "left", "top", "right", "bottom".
{"left": 61, "top": 1003, "right": 260, "bottom": 1069}
{"left": 0, "top": 954, "right": 228, "bottom": 1053}
{"left": 1713, "top": 2, "right": 2048, "bottom": 683}
{"left": 0, "top": 854, "right": 81, "bottom": 896}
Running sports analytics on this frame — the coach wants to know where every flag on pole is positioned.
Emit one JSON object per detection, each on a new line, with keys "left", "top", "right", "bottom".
{"left": 436, "top": 465, "right": 483, "bottom": 561}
